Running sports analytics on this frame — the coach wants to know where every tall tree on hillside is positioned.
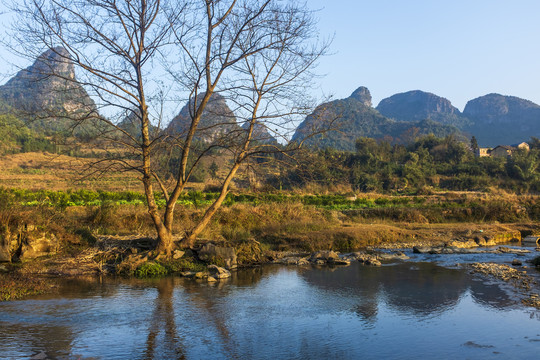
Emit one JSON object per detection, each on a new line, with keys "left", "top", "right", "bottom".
{"left": 10, "top": 0, "right": 328, "bottom": 255}
{"left": 470, "top": 136, "right": 479, "bottom": 153}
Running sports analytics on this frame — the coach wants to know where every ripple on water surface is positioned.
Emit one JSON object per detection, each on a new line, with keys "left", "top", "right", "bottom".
{"left": 0, "top": 262, "right": 539, "bottom": 359}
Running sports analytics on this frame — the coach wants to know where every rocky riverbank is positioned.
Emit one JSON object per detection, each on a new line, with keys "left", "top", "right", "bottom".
{"left": 2, "top": 224, "right": 540, "bottom": 306}
{"left": 468, "top": 262, "right": 540, "bottom": 308}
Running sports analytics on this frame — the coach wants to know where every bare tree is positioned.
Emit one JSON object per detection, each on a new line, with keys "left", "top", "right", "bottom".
{"left": 9, "top": 0, "right": 328, "bottom": 255}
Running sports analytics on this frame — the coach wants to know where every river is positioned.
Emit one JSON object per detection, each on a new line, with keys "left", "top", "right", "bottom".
{"left": 1, "top": 250, "right": 540, "bottom": 359}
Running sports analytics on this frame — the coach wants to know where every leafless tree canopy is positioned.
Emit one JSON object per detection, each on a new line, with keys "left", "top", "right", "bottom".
{"left": 9, "top": 0, "right": 329, "bottom": 254}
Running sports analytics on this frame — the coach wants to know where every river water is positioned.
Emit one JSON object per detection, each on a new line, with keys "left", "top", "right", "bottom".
{"left": 1, "top": 250, "right": 540, "bottom": 359}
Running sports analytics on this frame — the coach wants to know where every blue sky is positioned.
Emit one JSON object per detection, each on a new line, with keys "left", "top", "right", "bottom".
{"left": 309, "top": 0, "right": 540, "bottom": 110}
{"left": 1, "top": 0, "right": 539, "bottom": 111}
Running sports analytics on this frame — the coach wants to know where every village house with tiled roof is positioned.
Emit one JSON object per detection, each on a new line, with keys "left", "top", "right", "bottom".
{"left": 474, "top": 142, "right": 530, "bottom": 158}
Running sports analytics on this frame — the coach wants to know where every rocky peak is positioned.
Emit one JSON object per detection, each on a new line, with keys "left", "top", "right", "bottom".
{"left": 241, "top": 121, "right": 278, "bottom": 145}
{"left": 463, "top": 93, "right": 540, "bottom": 118}
{"left": 376, "top": 90, "right": 464, "bottom": 125}
{"left": 350, "top": 86, "right": 372, "bottom": 107}
{"left": 3, "top": 47, "right": 75, "bottom": 89}
{"left": 166, "top": 92, "right": 241, "bottom": 143}
{"left": 31, "top": 47, "right": 75, "bottom": 80}
{"left": 0, "top": 47, "right": 96, "bottom": 134}
{"left": 463, "top": 93, "right": 540, "bottom": 146}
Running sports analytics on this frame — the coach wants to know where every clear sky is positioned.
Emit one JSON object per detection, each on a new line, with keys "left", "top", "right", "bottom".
{"left": 1, "top": 0, "right": 540, "bottom": 111}
{"left": 309, "top": 0, "right": 540, "bottom": 110}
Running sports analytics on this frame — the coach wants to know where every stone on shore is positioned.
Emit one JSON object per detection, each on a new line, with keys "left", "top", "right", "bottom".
{"left": 197, "top": 243, "right": 237, "bottom": 269}
{"left": 309, "top": 250, "right": 339, "bottom": 263}
{"left": 446, "top": 239, "right": 478, "bottom": 249}
{"left": 207, "top": 264, "right": 231, "bottom": 279}
{"left": 365, "top": 258, "right": 381, "bottom": 266}
{"left": 330, "top": 258, "right": 351, "bottom": 266}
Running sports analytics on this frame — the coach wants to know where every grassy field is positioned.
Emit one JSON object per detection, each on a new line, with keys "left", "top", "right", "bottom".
{"left": 1, "top": 151, "right": 539, "bottom": 256}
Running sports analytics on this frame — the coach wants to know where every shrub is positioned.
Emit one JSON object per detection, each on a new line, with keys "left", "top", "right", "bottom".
{"left": 134, "top": 262, "right": 168, "bottom": 277}
{"left": 161, "top": 257, "right": 206, "bottom": 273}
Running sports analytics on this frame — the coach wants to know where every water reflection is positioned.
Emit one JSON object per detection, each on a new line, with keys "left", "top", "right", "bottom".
{"left": 301, "top": 262, "right": 515, "bottom": 318}
{"left": 0, "top": 262, "right": 538, "bottom": 359}
{"left": 144, "top": 277, "right": 184, "bottom": 359}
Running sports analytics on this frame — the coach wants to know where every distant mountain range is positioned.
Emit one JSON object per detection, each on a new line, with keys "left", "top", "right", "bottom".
{"left": 292, "top": 88, "right": 466, "bottom": 151}
{"left": 1, "top": 48, "right": 539, "bottom": 149}
{"left": 294, "top": 88, "right": 540, "bottom": 149}
{"left": 463, "top": 94, "right": 540, "bottom": 146}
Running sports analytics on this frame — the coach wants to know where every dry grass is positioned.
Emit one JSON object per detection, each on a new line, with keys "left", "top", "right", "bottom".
{"left": 0, "top": 152, "right": 143, "bottom": 192}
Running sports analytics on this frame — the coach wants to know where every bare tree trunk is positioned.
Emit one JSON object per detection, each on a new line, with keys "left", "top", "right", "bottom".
{"left": 142, "top": 175, "right": 174, "bottom": 256}
{"left": 181, "top": 162, "right": 242, "bottom": 248}
{"left": 13, "top": 0, "right": 328, "bottom": 257}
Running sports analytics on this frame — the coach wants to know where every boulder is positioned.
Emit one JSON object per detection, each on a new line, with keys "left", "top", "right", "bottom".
{"left": 446, "top": 239, "right": 478, "bottom": 249}
{"left": 356, "top": 254, "right": 382, "bottom": 266}
{"left": 365, "top": 258, "right": 381, "bottom": 266}
{"left": 17, "top": 232, "right": 59, "bottom": 260}
{"left": 330, "top": 258, "right": 351, "bottom": 266}
{"left": 511, "top": 259, "right": 522, "bottom": 266}
{"left": 309, "top": 250, "right": 339, "bottom": 263}
{"left": 413, "top": 246, "right": 431, "bottom": 254}
{"left": 497, "top": 246, "right": 530, "bottom": 254}
{"left": 194, "top": 271, "right": 207, "bottom": 279}
{"left": 277, "top": 256, "right": 309, "bottom": 266}
{"left": 378, "top": 252, "right": 410, "bottom": 261}
{"left": 197, "top": 243, "right": 237, "bottom": 269}
{"left": 207, "top": 264, "right": 231, "bottom": 279}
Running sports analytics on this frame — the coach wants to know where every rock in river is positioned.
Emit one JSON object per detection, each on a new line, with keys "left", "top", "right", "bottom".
{"left": 207, "top": 264, "right": 231, "bottom": 279}
{"left": 309, "top": 250, "right": 339, "bottom": 263}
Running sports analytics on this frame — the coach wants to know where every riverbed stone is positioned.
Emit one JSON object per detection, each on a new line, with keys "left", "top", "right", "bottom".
{"left": 309, "top": 250, "right": 339, "bottom": 263}
{"left": 413, "top": 246, "right": 430, "bottom": 254}
{"left": 512, "top": 259, "right": 523, "bottom": 266}
{"left": 207, "top": 264, "right": 231, "bottom": 279}
{"left": 378, "top": 252, "right": 410, "bottom": 261}
{"left": 365, "top": 258, "right": 381, "bottom": 266}
{"left": 446, "top": 239, "right": 478, "bottom": 249}
{"left": 194, "top": 271, "right": 207, "bottom": 279}
{"left": 197, "top": 243, "right": 237, "bottom": 269}
{"left": 497, "top": 246, "right": 530, "bottom": 254}
{"left": 330, "top": 258, "right": 351, "bottom": 266}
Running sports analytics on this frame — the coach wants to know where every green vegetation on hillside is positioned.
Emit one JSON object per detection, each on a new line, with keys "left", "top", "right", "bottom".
{"left": 0, "top": 113, "right": 54, "bottom": 154}
{"left": 276, "top": 135, "right": 540, "bottom": 194}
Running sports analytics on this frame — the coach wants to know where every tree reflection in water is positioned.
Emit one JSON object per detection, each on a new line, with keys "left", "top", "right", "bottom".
{"left": 144, "top": 277, "right": 185, "bottom": 360}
